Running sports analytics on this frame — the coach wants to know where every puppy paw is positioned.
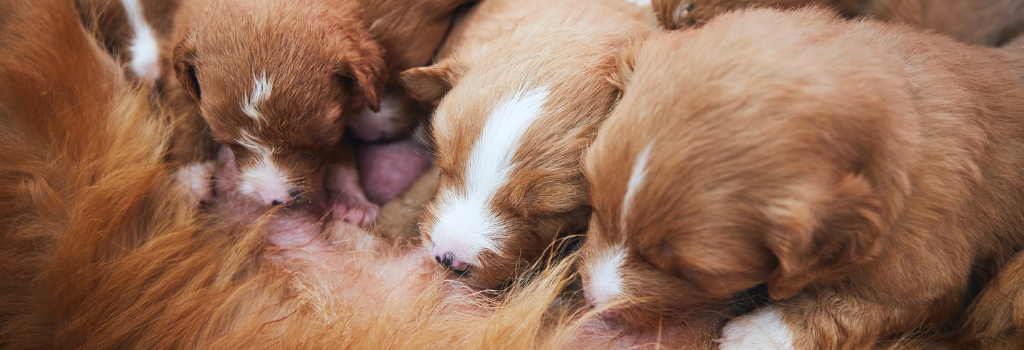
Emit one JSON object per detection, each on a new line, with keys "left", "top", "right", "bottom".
{"left": 334, "top": 194, "right": 379, "bottom": 227}
{"left": 173, "top": 161, "right": 216, "bottom": 204}
{"left": 719, "top": 307, "right": 795, "bottom": 350}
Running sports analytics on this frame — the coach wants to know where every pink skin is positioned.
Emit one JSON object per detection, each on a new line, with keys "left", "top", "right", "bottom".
{"left": 355, "top": 130, "right": 433, "bottom": 205}
{"left": 325, "top": 162, "right": 379, "bottom": 227}
{"left": 204, "top": 147, "right": 705, "bottom": 348}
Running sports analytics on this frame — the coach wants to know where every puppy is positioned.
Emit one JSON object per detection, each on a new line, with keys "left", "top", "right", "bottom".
{"left": 578, "top": 8, "right": 1024, "bottom": 349}
{"left": 400, "top": 0, "right": 652, "bottom": 289}
{"left": 653, "top": 0, "right": 1024, "bottom": 46}
{"left": 165, "top": 0, "right": 386, "bottom": 222}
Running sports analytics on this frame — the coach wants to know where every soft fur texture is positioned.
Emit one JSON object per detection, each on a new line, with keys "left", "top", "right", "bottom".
{"left": 652, "top": 0, "right": 1024, "bottom": 46}
{"left": 579, "top": 7, "right": 1024, "bottom": 349}
{"left": 400, "top": 0, "right": 654, "bottom": 289}
{"left": 0, "top": 1, "right": 724, "bottom": 349}
{"left": 164, "top": 0, "right": 386, "bottom": 221}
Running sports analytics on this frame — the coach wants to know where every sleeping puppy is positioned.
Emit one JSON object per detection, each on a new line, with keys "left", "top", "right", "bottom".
{"left": 165, "top": 0, "right": 386, "bottom": 222}
{"left": 400, "top": 0, "right": 652, "bottom": 289}
{"left": 653, "top": 0, "right": 1024, "bottom": 46}
{"left": 578, "top": 8, "right": 1024, "bottom": 349}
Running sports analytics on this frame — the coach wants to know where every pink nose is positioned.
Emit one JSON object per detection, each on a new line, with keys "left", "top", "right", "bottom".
{"left": 585, "top": 290, "right": 620, "bottom": 319}
{"left": 431, "top": 246, "right": 470, "bottom": 275}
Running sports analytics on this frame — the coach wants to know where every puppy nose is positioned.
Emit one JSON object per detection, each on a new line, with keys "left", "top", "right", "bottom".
{"left": 263, "top": 189, "right": 301, "bottom": 206}
{"left": 433, "top": 251, "right": 470, "bottom": 275}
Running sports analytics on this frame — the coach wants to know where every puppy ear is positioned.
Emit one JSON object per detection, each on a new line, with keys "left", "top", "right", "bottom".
{"left": 399, "top": 60, "right": 462, "bottom": 105}
{"left": 763, "top": 174, "right": 886, "bottom": 300}
{"left": 335, "top": 32, "right": 387, "bottom": 113}
{"left": 606, "top": 38, "right": 643, "bottom": 93}
{"left": 173, "top": 34, "right": 201, "bottom": 101}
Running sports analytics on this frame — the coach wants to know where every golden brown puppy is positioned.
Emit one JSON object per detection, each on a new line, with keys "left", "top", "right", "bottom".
{"left": 164, "top": 0, "right": 386, "bottom": 223}
{"left": 653, "top": 0, "right": 1024, "bottom": 46}
{"left": 578, "top": 8, "right": 1024, "bottom": 349}
{"left": 0, "top": 0, "right": 722, "bottom": 349}
{"left": 400, "top": 0, "right": 653, "bottom": 289}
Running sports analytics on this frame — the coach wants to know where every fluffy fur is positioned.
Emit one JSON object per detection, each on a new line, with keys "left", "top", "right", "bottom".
{"left": 164, "top": 0, "right": 386, "bottom": 221}
{"left": 579, "top": 7, "right": 1024, "bottom": 348}
{"left": 0, "top": 1, "right": 724, "bottom": 348}
{"left": 400, "top": 0, "right": 653, "bottom": 289}
{"left": 652, "top": 0, "right": 1024, "bottom": 46}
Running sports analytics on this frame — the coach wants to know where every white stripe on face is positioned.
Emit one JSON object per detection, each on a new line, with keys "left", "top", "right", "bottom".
{"left": 236, "top": 131, "right": 290, "bottom": 204}
{"left": 586, "top": 243, "right": 628, "bottom": 307}
{"left": 120, "top": 0, "right": 160, "bottom": 81}
{"left": 242, "top": 72, "right": 273, "bottom": 122}
{"left": 621, "top": 143, "right": 653, "bottom": 234}
{"left": 428, "top": 88, "right": 550, "bottom": 266}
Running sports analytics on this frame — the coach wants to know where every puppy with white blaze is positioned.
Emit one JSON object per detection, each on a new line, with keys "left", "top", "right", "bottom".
{"left": 578, "top": 7, "right": 1024, "bottom": 349}
{"left": 400, "top": 0, "right": 653, "bottom": 289}
{"left": 167, "top": 0, "right": 386, "bottom": 225}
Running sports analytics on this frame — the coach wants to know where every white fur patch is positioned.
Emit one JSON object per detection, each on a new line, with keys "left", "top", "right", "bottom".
{"left": 586, "top": 243, "right": 628, "bottom": 307}
{"left": 174, "top": 161, "right": 214, "bottom": 201}
{"left": 236, "top": 131, "right": 290, "bottom": 203}
{"left": 242, "top": 72, "right": 273, "bottom": 122}
{"left": 120, "top": 0, "right": 160, "bottom": 81}
{"left": 620, "top": 144, "right": 652, "bottom": 233}
{"left": 719, "top": 307, "right": 797, "bottom": 350}
{"left": 429, "top": 88, "right": 550, "bottom": 265}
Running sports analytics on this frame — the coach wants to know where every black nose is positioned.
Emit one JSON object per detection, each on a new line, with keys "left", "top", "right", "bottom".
{"left": 436, "top": 253, "right": 452, "bottom": 269}
{"left": 270, "top": 200, "right": 283, "bottom": 206}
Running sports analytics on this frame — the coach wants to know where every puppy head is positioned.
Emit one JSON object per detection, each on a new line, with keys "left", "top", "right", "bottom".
{"left": 404, "top": 55, "right": 614, "bottom": 289}
{"left": 578, "top": 14, "right": 909, "bottom": 328}
{"left": 172, "top": 1, "right": 385, "bottom": 206}
{"left": 651, "top": 0, "right": 849, "bottom": 30}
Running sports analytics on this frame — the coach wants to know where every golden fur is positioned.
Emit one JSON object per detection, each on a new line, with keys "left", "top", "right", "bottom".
{"left": 0, "top": 0, "right": 721, "bottom": 348}
{"left": 400, "top": 0, "right": 654, "bottom": 289}
{"left": 580, "top": 7, "right": 1024, "bottom": 349}
{"left": 652, "top": 0, "right": 1024, "bottom": 46}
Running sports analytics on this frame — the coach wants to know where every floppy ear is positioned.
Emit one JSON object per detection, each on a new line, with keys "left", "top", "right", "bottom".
{"left": 399, "top": 59, "right": 462, "bottom": 105}
{"left": 763, "top": 174, "right": 886, "bottom": 300}
{"left": 334, "top": 33, "right": 387, "bottom": 113}
{"left": 606, "top": 38, "right": 646, "bottom": 97}
{"left": 173, "top": 34, "right": 201, "bottom": 101}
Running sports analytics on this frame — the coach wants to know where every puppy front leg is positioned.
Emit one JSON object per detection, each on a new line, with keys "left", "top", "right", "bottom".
{"left": 167, "top": 105, "right": 219, "bottom": 204}
{"left": 326, "top": 140, "right": 379, "bottom": 227}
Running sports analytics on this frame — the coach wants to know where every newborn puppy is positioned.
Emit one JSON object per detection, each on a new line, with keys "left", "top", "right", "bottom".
{"left": 579, "top": 8, "right": 1024, "bottom": 349}
{"left": 400, "top": 0, "right": 652, "bottom": 289}
{"left": 653, "top": 0, "right": 1024, "bottom": 46}
{"left": 167, "top": 0, "right": 386, "bottom": 220}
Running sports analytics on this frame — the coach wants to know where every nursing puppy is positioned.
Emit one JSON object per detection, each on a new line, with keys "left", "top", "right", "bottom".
{"left": 401, "top": 0, "right": 652, "bottom": 289}
{"left": 165, "top": 0, "right": 386, "bottom": 221}
{"left": 579, "top": 8, "right": 1024, "bottom": 349}
{"left": 653, "top": 0, "right": 1024, "bottom": 46}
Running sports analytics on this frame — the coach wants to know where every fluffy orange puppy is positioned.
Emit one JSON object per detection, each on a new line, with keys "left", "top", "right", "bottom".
{"left": 401, "top": 0, "right": 653, "bottom": 289}
{"left": 579, "top": 7, "right": 1024, "bottom": 349}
